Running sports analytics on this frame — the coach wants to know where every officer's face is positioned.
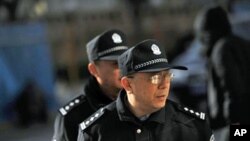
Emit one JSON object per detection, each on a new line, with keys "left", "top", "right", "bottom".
{"left": 128, "top": 71, "right": 171, "bottom": 113}
{"left": 94, "top": 60, "right": 122, "bottom": 98}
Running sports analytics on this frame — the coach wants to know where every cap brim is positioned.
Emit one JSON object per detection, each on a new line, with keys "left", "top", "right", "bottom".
{"left": 137, "top": 63, "right": 188, "bottom": 73}
{"left": 99, "top": 55, "right": 120, "bottom": 61}
{"left": 98, "top": 49, "right": 127, "bottom": 61}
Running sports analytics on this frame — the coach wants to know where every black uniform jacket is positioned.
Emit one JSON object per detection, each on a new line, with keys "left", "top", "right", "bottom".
{"left": 52, "top": 76, "right": 113, "bottom": 141}
{"left": 78, "top": 89, "right": 214, "bottom": 141}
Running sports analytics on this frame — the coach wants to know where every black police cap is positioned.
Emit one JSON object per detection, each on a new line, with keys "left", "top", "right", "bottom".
{"left": 86, "top": 29, "right": 128, "bottom": 62}
{"left": 118, "top": 39, "right": 187, "bottom": 77}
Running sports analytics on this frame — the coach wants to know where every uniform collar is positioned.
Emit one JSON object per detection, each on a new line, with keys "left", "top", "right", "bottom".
{"left": 116, "top": 90, "right": 140, "bottom": 124}
{"left": 116, "top": 89, "right": 176, "bottom": 124}
{"left": 148, "top": 100, "right": 176, "bottom": 124}
{"left": 84, "top": 76, "right": 113, "bottom": 110}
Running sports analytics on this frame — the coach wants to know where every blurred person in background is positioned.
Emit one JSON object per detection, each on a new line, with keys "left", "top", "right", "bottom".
{"left": 52, "top": 29, "right": 128, "bottom": 141}
{"left": 195, "top": 5, "right": 250, "bottom": 141}
{"left": 169, "top": 32, "right": 208, "bottom": 112}
{"left": 77, "top": 39, "right": 214, "bottom": 141}
{"left": 14, "top": 81, "right": 48, "bottom": 127}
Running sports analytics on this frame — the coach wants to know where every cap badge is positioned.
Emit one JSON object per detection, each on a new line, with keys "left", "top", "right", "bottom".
{"left": 112, "top": 33, "right": 122, "bottom": 43}
{"left": 151, "top": 44, "right": 161, "bottom": 55}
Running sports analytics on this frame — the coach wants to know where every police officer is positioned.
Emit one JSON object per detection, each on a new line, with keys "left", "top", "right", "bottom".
{"left": 78, "top": 39, "right": 214, "bottom": 141}
{"left": 52, "top": 29, "right": 128, "bottom": 141}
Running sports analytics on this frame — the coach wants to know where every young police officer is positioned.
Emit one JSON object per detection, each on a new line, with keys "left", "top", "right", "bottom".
{"left": 78, "top": 39, "right": 214, "bottom": 141}
{"left": 52, "top": 29, "right": 128, "bottom": 141}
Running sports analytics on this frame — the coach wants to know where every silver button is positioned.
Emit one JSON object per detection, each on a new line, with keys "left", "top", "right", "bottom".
{"left": 69, "top": 102, "right": 74, "bottom": 106}
{"left": 195, "top": 112, "right": 200, "bottom": 116}
{"left": 184, "top": 107, "right": 189, "bottom": 111}
{"left": 95, "top": 113, "right": 99, "bottom": 118}
{"left": 85, "top": 121, "right": 90, "bottom": 125}
{"left": 90, "top": 117, "right": 94, "bottom": 121}
{"left": 136, "top": 129, "right": 141, "bottom": 134}
{"left": 75, "top": 99, "right": 80, "bottom": 103}
{"left": 190, "top": 110, "right": 194, "bottom": 113}
{"left": 65, "top": 106, "right": 70, "bottom": 110}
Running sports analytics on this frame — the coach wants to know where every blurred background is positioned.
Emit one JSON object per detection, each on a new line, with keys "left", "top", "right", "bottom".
{"left": 0, "top": 0, "right": 250, "bottom": 140}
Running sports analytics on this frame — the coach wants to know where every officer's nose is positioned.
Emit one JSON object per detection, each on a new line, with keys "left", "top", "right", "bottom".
{"left": 158, "top": 81, "right": 169, "bottom": 89}
{"left": 158, "top": 75, "right": 171, "bottom": 89}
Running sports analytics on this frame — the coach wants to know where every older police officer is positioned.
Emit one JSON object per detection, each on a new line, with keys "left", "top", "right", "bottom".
{"left": 77, "top": 39, "right": 214, "bottom": 141}
{"left": 52, "top": 29, "right": 128, "bottom": 141}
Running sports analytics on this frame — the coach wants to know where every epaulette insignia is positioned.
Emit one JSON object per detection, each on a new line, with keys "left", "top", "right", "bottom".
{"left": 59, "top": 95, "right": 85, "bottom": 116}
{"left": 80, "top": 107, "right": 105, "bottom": 131}
{"left": 180, "top": 106, "right": 206, "bottom": 120}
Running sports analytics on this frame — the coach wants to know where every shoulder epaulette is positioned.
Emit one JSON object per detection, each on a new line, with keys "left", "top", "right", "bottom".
{"left": 59, "top": 94, "right": 85, "bottom": 116}
{"left": 79, "top": 107, "right": 105, "bottom": 131}
{"left": 178, "top": 105, "right": 206, "bottom": 120}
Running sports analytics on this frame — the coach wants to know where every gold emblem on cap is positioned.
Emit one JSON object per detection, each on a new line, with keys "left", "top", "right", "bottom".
{"left": 112, "top": 33, "right": 122, "bottom": 43}
{"left": 151, "top": 44, "right": 161, "bottom": 55}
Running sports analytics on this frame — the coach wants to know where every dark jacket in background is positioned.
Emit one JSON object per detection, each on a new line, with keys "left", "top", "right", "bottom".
{"left": 52, "top": 76, "right": 112, "bottom": 141}
{"left": 207, "top": 35, "right": 250, "bottom": 128}
{"left": 195, "top": 6, "right": 250, "bottom": 129}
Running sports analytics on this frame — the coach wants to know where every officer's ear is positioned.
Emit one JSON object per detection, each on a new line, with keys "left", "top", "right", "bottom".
{"left": 88, "top": 63, "right": 99, "bottom": 77}
{"left": 121, "top": 76, "right": 133, "bottom": 93}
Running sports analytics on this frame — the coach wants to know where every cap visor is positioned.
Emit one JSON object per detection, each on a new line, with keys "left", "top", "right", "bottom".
{"left": 137, "top": 63, "right": 188, "bottom": 73}
{"left": 99, "top": 55, "right": 120, "bottom": 61}
{"left": 98, "top": 49, "right": 127, "bottom": 61}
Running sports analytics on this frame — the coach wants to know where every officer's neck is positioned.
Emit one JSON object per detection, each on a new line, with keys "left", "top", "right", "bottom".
{"left": 99, "top": 83, "right": 118, "bottom": 101}
{"left": 126, "top": 94, "right": 157, "bottom": 118}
